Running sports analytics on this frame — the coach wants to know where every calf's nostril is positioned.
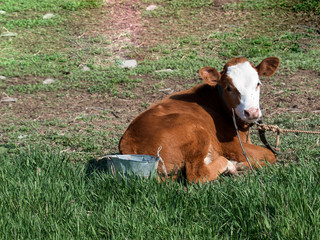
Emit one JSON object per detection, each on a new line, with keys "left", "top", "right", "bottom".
{"left": 244, "top": 108, "right": 259, "bottom": 119}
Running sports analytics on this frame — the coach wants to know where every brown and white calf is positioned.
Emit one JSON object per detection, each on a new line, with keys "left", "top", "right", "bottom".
{"left": 119, "top": 57, "right": 280, "bottom": 182}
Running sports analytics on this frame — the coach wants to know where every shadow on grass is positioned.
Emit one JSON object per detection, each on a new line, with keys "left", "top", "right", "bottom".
{"left": 85, "top": 157, "right": 112, "bottom": 177}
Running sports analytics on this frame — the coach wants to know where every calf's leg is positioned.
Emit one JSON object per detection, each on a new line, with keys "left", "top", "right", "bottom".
{"left": 227, "top": 143, "right": 276, "bottom": 168}
{"left": 186, "top": 156, "right": 237, "bottom": 183}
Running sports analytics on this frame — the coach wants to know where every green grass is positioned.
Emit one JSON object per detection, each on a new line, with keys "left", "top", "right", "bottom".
{"left": 0, "top": 114, "right": 121, "bottom": 160}
{"left": 224, "top": 0, "right": 320, "bottom": 14}
{"left": 1, "top": 0, "right": 319, "bottom": 95}
{"left": 0, "top": 0, "right": 111, "bottom": 93}
{"left": 1, "top": 146, "right": 320, "bottom": 239}
{"left": 139, "top": 31, "right": 320, "bottom": 74}
{"left": 1, "top": 0, "right": 320, "bottom": 238}
{"left": 0, "top": 0, "right": 102, "bottom": 12}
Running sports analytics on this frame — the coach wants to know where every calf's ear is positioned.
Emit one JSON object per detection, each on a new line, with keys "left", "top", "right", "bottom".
{"left": 199, "top": 67, "right": 221, "bottom": 86}
{"left": 256, "top": 57, "right": 280, "bottom": 77}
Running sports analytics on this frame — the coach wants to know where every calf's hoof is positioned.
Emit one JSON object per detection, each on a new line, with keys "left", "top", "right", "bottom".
{"left": 223, "top": 160, "right": 239, "bottom": 176}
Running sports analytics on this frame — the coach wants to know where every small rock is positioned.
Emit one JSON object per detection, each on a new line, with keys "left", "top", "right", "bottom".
{"left": 43, "top": 78, "right": 55, "bottom": 84}
{"left": 159, "top": 88, "right": 174, "bottom": 94}
{"left": 0, "top": 10, "right": 6, "bottom": 15}
{"left": 0, "top": 76, "right": 6, "bottom": 80}
{"left": 18, "top": 135, "right": 27, "bottom": 139}
{"left": 146, "top": 5, "right": 158, "bottom": 11}
{"left": 1, "top": 97, "right": 17, "bottom": 103}
{"left": 1, "top": 32, "right": 17, "bottom": 37}
{"left": 81, "top": 65, "right": 91, "bottom": 72}
{"left": 90, "top": 107, "right": 105, "bottom": 110}
{"left": 43, "top": 13, "right": 54, "bottom": 19}
{"left": 120, "top": 59, "right": 137, "bottom": 68}
{"left": 155, "top": 69, "right": 174, "bottom": 73}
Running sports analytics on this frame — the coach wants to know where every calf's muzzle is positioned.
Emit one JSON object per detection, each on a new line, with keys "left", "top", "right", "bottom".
{"left": 244, "top": 107, "right": 260, "bottom": 120}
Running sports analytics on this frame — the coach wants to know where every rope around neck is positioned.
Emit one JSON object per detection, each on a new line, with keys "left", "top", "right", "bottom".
{"left": 231, "top": 109, "right": 255, "bottom": 173}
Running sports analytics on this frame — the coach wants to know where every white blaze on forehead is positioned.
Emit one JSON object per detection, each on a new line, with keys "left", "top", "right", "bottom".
{"left": 227, "top": 61, "right": 259, "bottom": 93}
{"left": 226, "top": 61, "right": 262, "bottom": 122}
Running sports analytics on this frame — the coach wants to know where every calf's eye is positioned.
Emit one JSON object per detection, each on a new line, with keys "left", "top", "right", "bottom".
{"left": 256, "top": 82, "right": 261, "bottom": 90}
{"left": 226, "top": 86, "right": 232, "bottom": 92}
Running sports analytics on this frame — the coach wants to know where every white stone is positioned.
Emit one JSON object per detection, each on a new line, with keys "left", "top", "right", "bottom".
{"left": 0, "top": 10, "right": 6, "bottom": 15}
{"left": 120, "top": 59, "right": 137, "bottom": 68}
{"left": 155, "top": 69, "right": 174, "bottom": 73}
{"left": 18, "top": 135, "right": 27, "bottom": 139}
{"left": 43, "top": 78, "right": 55, "bottom": 84}
{"left": 43, "top": 13, "right": 54, "bottom": 19}
{"left": 1, "top": 32, "right": 17, "bottom": 37}
{"left": 81, "top": 65, "right": 91, "bottom": 72}
{"left": 1, "top": 97, "right": 17, "bottom": 103}
{"left": 0, "top": 76, "right": 6, "bottom": 80}
{"left": 159, "top": 88, "right": 174, "bottom": 94}
{"left": 146, "top": 5, "right": 158, "bottom": 11}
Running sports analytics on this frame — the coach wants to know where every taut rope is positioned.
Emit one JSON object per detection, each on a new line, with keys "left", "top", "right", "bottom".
{"left": 256, "top": 122, "right": 320, "bottom": 153}
{"left": 256, "top": 123, "right": 320, "bottom": 135}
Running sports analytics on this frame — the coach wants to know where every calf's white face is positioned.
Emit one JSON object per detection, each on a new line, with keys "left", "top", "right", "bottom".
{"left": 199, "top": 57, "right": 280, "bottom": 124}
{"left": 227, "top": 61, "right": 262, "bottom": 122}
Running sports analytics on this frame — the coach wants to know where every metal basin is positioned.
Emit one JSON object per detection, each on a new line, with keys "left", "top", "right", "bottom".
{"left": 105, "top": 154, "right": 159, "bottom": 178}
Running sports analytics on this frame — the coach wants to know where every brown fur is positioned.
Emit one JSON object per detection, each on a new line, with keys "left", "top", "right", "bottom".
{"left": 119, "top": 57, "right": 280, "bottom": 182}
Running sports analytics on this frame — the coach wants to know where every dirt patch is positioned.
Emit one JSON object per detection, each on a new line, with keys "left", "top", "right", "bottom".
{"left": 0, "top": 75, "right": 191, "bottom": 125}
{"left": 1, "top": 69, "right": 319, "bottom": 125}
{"left": 106, "top": 0, "right": 142, "bottom": 45}
{"left": 80, "top": 0, "right": 143, "bottom": 60}
{"left": 261, "top": 69, "right": 320, "bottom": 118}
{"left": 2, "top": 76, "right": 41, "bottom": 86}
